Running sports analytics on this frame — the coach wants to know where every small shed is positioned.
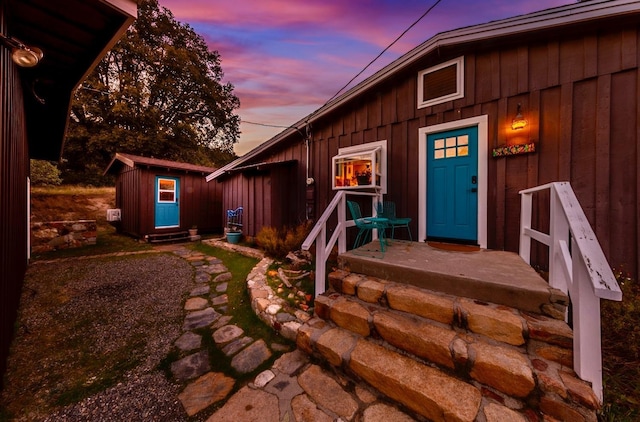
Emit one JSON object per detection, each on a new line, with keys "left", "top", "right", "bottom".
{"left": 105, "top": 153, "right": 223, "bottom": 239}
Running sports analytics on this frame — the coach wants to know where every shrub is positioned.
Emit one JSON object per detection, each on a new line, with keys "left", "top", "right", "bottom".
{"left": 30, "top": 159, "right": 62, "bottom": 186}
{"left": 256, "top": 221, "right": 312, "bottom": 258}
{"left": 600, "top": 270, "right": 640, "bottom": 421}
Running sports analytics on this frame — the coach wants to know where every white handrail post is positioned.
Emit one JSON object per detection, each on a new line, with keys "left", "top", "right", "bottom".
{"left": 549, "top": 183, "right": 570, "bottom": 294}
{"left": 519, "top": 191, "right": 533, "bottom": 264}
{"left": 314, "top": 224, "right": 327, "bottom": 298}
{"left": 571, "top": 239, "right": 604, "bottom": 402}
{"left": 338, "top": 194, "right": 347, "bottom": 254}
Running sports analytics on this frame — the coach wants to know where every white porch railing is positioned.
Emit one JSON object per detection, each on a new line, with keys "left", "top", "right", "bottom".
{"left": 301, "top": 190, "right": 383, "bottom": 298}
{"left": 519, "top": 181, "right": 622, "bottom": 402}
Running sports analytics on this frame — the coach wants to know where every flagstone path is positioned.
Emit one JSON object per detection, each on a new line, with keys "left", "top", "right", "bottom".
{"left": 161, "top": 242, "right": 419, "bottom": 421}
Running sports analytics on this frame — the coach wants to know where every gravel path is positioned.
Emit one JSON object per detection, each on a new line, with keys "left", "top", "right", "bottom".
{"left": 1, "top": 252, "right": 194, "bottom": 421}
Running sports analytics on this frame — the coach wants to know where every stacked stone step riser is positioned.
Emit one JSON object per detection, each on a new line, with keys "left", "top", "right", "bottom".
{"left": 298, "top": 270, "right": 600, "bottom": 422}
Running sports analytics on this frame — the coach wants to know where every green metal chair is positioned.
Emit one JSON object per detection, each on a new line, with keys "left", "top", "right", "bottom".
{"left": 347, "top": 200, "right": 388, "bottom": 252}
{"left": 376, "top": 201, "right": 412, "bottom": 241}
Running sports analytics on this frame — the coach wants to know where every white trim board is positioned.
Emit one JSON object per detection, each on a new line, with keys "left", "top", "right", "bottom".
{"left": 418, "top": 115, "right": 488, "bottom": 248}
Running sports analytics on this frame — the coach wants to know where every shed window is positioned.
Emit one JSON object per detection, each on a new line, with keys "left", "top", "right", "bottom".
{"left": 158, "top": 178, "right": 176, "bottom": 202}
{"left": 417, "top": 57, "right": 464, "bottom": 109}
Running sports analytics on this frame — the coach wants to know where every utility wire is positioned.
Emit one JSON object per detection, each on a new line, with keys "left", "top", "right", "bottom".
{"left": 243, "top": 0, "right": 443, "bottom": 130}
{"left": 241, "top": 120, "right": 292, "bottom": 129}
{"left": 325, "top": 0, "right": 443, "bottom": 105}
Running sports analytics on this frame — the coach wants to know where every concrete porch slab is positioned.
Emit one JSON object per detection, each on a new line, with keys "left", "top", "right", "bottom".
{"left": 338, "top": 240, "right": 564, "bottom": 314}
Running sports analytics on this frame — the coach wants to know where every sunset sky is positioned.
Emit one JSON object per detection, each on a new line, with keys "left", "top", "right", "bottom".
{"left": 158, "top": 0, "right": 573, "bottom": 155}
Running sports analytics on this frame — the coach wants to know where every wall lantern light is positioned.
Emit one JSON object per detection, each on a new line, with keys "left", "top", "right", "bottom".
{"left": 511, "top": 103, "right": 527, "bottom": 130}
{"left": 0, "top": 33, "right": 43, "bottom": 68}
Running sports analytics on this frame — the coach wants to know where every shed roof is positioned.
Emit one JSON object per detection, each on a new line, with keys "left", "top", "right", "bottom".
{"left": 104, "top": 152, "right": 217, "bottom": 175}
{"left": 206, "top": 0, "right": 640, "bottom": 182}
{"left": 6, "top": 0, "right": 137, "bottom": 161}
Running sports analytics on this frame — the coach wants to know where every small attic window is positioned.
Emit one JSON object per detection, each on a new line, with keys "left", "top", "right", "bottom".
{"left": 417, "top": 57, "right": 464, "bottom": 109}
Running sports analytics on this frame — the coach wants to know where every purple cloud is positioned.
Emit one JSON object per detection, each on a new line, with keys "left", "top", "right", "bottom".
{"left": 158, "top": 0, "right": 572, "bottom": 155}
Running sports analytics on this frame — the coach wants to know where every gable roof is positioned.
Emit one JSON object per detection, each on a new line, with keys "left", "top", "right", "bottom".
{"left": 104, "top": 152, "right": 217, "bottom": 175}
{"left": 206, "top": 0, "right": 640, "bottom": 182}
{"left": 7, "top": 0, "right": 137, "bottom": 161}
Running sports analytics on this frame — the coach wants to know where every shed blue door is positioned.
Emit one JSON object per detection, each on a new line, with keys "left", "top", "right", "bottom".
{"left": 427, "top": 127, "right": 478, "bottom": 243}
{"left": 155, "top": 176, "right": 180, "bottom": 228}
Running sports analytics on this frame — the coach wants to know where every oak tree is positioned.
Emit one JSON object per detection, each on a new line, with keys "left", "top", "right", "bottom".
{"left": 63, "top": 0, "right": 239, "bottom": 184}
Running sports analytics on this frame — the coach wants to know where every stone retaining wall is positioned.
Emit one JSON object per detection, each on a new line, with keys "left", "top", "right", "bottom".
{"left": 297, "top": 269, "right": 599, "bottom": 422}
{"left": 31, "top": 220, "right": 97, "bottom": 253}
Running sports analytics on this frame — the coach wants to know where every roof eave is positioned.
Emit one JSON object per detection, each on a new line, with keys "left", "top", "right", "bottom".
{"left": 205, "top": 0, "right": 640, "bottom": 181}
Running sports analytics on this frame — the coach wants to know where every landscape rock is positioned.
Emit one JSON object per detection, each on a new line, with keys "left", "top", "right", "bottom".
{"left": 362, "top": 403, "right": 416, "bottom": 422}
{"left": 469, "top": 341, "right": 535, "bottom": 398}
{"left": 297, "top": 365, "right": 359, "bottom": 420}
{"left": 175, "top": 331, "right": 202, "bottom": 352}
{"left": 171, "top": 350, "right": 211, "bottom": 382}
{"left": 178, "top": 372, "right": 235, "bottom": 416}
{"left": 253, "top": 370, "right": 275, "bottom": 388}
{"left": 206, "top": 386, "right": 279, "bottom": 422}
{"left": 386, "top": 284, "right": 455, "bottom": 325}
{"left": 221, "top": 336, "right": 253, "bottom": 356}
{"left": 483, "top": 403, "right": 527, "bottom": 422}
{"left": 374, "top": 311, "right": 456, "bottom": 369}
{"left": 183, "top": 307, "right": 220, "bottom": 330}
{"left": 190, "top": 285, "right": 210, "bottom": 296}
{"left": 329, "top": 298, "right": 371, "bottom": 337}
{"left": 459, "top": 298, "right": 525, "bottom": 346}
{"left": 184, "top": 297, "right": 208, "bottom": 311}
{"left": 349, "top": 339, "right": 481, "bottom": 422}
{"left": 231, "top": 339, "right": 272, "bottom": 373}
{"left": 213, "top": 324, "right": 244, "bottom": 345}
{"left": 291, "top": 394, "right": 333, "bottom": 422}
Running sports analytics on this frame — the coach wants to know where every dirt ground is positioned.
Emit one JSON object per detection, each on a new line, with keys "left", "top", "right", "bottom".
{"left": 30, "top": 187, "right": 115, "bottom": 223}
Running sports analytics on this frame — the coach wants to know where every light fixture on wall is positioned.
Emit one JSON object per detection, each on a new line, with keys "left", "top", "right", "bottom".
{"left": 511, "top": 103, "right": 527, "bottom": 130}
{"left": 0, "top": 33, "right": 43, "bottom": 68}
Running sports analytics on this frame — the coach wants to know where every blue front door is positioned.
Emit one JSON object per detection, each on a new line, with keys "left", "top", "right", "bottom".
{"left": 155, "top": 176, "right": 180, "bottom": 228}
{"left": 427, "top": 127, "right": 478, "bottom": 243}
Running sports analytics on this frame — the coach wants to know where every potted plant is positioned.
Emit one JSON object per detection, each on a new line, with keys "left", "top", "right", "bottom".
{"left": 188, "top": 225, "right": 198, "bottom": 236}
{"left": 226, "top": 206, "right": 243, "bottom": 244}
{"left": 226, "top": 224, "right": 242, "bottom": 244}
{"left": 355, "top": 168, "right": 372, "bottom": 186}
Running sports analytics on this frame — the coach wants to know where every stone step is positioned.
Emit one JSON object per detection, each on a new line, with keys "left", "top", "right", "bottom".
{"left": 296, "top": 269, "right": 600, "bottom": 421}
{"left": 298, "top": 321, "right": 481, "bottom": 422}
{"left": 338, "top": 240, "right": 568, "bottom": 317}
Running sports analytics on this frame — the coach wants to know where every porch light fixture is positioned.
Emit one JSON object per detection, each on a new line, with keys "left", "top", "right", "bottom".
{"left": 0, "top": 33, "right": 43, "bottom": 68}
{"left": 511, "top": 103, "right": 527, "bottom": 130}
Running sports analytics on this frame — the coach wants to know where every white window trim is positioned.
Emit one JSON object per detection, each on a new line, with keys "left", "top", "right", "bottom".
{"left": 334, "top": 140, "right": 387, "bottom": 194}
{"left": 157, "top": 177, "right": 177, "bottom": 203}
{"left": 417, "top": 56, "right": 464, "bottom": 109}
{"left": 418, "top": 115, "right": 488, "bottom": 248}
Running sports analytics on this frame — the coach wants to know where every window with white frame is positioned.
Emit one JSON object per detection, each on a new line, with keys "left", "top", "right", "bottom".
{"left": 417, "top": 56, "right": 464, "bottom": 109}
{"left": 332, "top": 140, "right": 387, "bottom": 193}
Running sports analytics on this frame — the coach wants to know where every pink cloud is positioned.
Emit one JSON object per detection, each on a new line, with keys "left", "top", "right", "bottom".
{"left": 158, "top": 0, "right": 574, "bottom": 155}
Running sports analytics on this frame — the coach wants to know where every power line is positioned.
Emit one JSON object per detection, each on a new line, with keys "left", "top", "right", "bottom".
{"left": 241, "top": 0, "right": 444, "bottom": 131}
{"left": 325, "top": 0, "right": 443, "bottom": 105}
{"left": 241, "top": 120, "right": 292, "bottom": 129}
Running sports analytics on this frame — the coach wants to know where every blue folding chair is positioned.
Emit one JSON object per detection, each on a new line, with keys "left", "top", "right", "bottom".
{"left": 376, "top": 201, "right": 412, "bottom": 241}
{"left": 347, "top": 200, "right": 388, "bottom": 252}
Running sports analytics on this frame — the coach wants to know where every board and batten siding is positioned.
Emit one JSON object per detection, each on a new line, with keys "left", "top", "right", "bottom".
{"left": 220, "top": 141, "right": 306, "bottom": 237}
{"left": 0, "top": 6, "right": 30, "bottom": 388}
{"left": 114, "top": 166, "right": 223, "bottom": 237}
{"left": 282, "top": 23, "right": 638, "bottom": 278}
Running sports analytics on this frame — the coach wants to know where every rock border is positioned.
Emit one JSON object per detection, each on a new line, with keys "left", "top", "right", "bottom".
{"left": 202, "top": 239, "right": 311, "bottom": 341}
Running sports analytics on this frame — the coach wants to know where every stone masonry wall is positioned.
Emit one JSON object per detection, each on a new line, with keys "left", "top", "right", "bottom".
{"left": 31, "top": 220, "right": 97, "bottom": 253}
{"left": 296, "top": 270, "right": 600, "bottom": 422}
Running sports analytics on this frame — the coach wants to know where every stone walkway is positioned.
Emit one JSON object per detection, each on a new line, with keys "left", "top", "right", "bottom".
{"left": 161, "top": 243, "right": 419, "bottom": 421}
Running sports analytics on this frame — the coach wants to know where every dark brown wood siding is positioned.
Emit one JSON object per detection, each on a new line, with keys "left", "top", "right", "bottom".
{"left": 0, "top": 5, "right": 30, "bottom": 388}
{"left": 220, "top": 144, "right": 306, "bottom": 237}
{"left": 219, "top": 21, "right": 640, "bottom": 278}
{"left": 115, "top": 167, "right": 223, "bottom": 237}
